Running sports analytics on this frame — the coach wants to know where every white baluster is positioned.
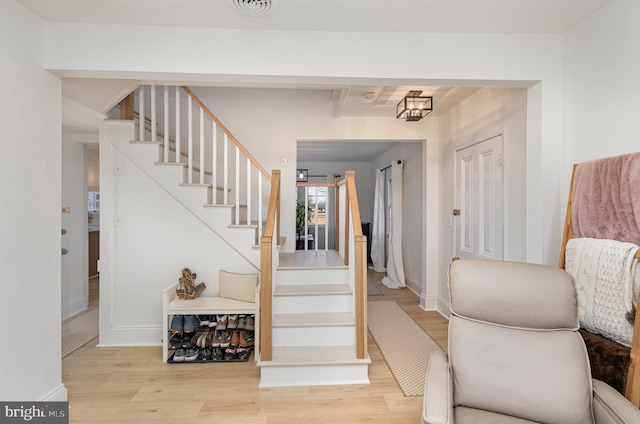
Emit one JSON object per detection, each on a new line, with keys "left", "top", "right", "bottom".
{"left": 223, "top": 134, "right": 229, "bottom": 205}
{"left": 235, "top": 145, "right": 240, "bottom": 226}
{"left": 246, "top": 158, "right": 251, "bottom": 225}
{"left": 325, "top": 185, "right": 330, "bottom": 251}
{"left": 314, "top": 186, "right": 319, "bottom": 251}
{"left": 199, "top": 108, "right": 204, "bottom": 185}
{"left": 305, "top": 186, "right": 309, "bottom": 251}
{"left": 138, "top": 85, "right": 145, "bottom": 141}
{"left": 212, "top": 123, "right": 217, "bottom": 204}
{"left": 175, "top": 87, "right": 181, "bottom": 164}
{"left": 187, "top": 96, "right": 193, "bottom": 184}
{"left": 163, "top": 86, "right": 169, "bottom": 163}
{"left": 150, "top": 84, "right": 156, "bottom": 142}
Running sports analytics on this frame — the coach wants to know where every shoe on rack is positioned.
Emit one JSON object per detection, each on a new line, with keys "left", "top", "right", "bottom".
{"left": 245, "top": 315, "right": 255, "bottom": 331}
{"left": 204, "top": 332, "right": 214, "bottom": 348}
{"left": 219, "top": 331, "right": 231, "bottom": 348}
{"left": 213, "top": 347, "right": 223, "bottom": 360}
{"left": 173, "top": 348, "right": 186, "bottom": 362}
{"left": 239, "top": 330, "right": 254, "bottom": 347}
{"left": 236, "top": 346, "right": 251, "bottom": 361}
{"left": 216, "top": 315, "right": 228, "bottom": 330}
{"left": 208, "top": 314, "right": 217, "bottom": 328}
{"left": 198, "top": 331, "right": 209, "bottom": 348}
{"left": 169, "top": 332, "right": 182, "bottom": 349}
{"left": 198, "top": 315, "right": 210, "bottom": 327}
{"left": 185, "top": 348, "right": 199, "bottom": 361}
{"left": 191, "top": 331, "right": 202, "bottom": 346}
{"left": 237, "top": 315, "right": 246, "bottom": 329}
{"left": 183, "top": 315, "right": 198, "bottom": 333}
{"left": 180, "top": 333, "right": 193, "bottom": 349}
{"left": 211, "top": 331, "right": 221, "bottom": 348}
{"left": 227, "top": 314, "right": 239, "bottom": 329}
{"left": 223, "top": 346, "right": 237, "bottom": 360}
{"left": 170, "top": 315, "right": 184, "bottom": 333}
{"left": 230, "top": 330, "right": 240, "bottom": 346}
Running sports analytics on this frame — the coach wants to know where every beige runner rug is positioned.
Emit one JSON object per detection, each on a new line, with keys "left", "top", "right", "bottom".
{"left": 62, "top": 308, "right": 99, "bottom": 358}
{"left": 368, "top": 301, "right": 443, "bottom": 396}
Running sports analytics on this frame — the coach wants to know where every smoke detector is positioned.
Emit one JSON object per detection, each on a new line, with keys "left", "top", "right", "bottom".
{"left": 227, "top": 0, "right": 278, "bottom": 16}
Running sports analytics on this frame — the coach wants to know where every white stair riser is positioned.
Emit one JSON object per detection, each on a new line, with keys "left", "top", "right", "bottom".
{"left": 276, "top": 268, "right": 349, "bottom": 285}
{"left": 259, "top": 363, "right": 369, "bottom": 388}
{"left": 272, "top": 326, "right": 355, "bottom": 347}
{"left": 273, "top": 295, "right": 353, "bottom": 314}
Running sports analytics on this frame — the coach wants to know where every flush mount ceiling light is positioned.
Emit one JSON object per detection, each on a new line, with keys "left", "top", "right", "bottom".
{"left": 396, "top": 91, "right": 433, "bottom": 122}
{"left": 227, "top": 0, "right": 278, "bottom": 16}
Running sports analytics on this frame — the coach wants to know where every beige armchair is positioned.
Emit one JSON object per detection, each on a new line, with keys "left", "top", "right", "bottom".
{"left": 422, "top": 260, "right": 640, "bottom": 424}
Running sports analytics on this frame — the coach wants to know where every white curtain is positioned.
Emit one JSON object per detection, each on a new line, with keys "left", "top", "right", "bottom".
{"left": 382, "top": 161, "right": 406, "bottom": 289}
{"left": 370, "top": 168, "right": 386, "bottom": 272}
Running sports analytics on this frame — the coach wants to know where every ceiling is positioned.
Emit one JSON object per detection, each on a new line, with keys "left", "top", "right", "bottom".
{"left": 26, "top": 0, "right": 612, "bottom": 159}
{"left": 17, "top": 0, "right": 612, "bottom": 34}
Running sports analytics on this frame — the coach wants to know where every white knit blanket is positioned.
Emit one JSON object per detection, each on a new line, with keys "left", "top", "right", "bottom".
{"left": 565, "top": 238, "right": 639, "bottom": 347}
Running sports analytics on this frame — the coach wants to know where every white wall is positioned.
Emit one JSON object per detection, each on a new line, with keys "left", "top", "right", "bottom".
{"left": 436, "top": 87, "right": 528, "bottom": 314}
{"left": 0, "top": 1, "right": 65, "bottom": 401}
{"left": 563, "top": 0, "right": 640, "bottom": 182}
{"left": 99, "top": 123, "right": 260, "bottom": 345}
{"left": 370, "top": 142, "right": 425, "bottom": 296}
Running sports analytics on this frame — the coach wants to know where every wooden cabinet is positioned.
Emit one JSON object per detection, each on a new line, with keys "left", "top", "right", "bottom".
{"left": 88, "top": 230, "right": 99, "bottom": 277}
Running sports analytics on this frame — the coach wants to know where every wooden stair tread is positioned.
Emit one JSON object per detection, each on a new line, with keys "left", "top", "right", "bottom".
{"left": 273, "top": 312, "right": 354, "bottom": 327}
{"left": 274, "top": 284, "right": 352, "bottom": 296}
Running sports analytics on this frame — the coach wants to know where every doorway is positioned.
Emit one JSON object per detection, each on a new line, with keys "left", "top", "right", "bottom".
{"left": 453, "top": 135, "right": 504, "bottom": 261}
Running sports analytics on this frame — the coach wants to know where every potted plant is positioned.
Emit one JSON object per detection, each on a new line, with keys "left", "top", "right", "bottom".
{"left": 296, "top": 201, "right": 312, "bottom": 233}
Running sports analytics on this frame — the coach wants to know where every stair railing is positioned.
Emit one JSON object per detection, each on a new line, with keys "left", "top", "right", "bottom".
{"left": 336, "top": 170, "right": 368, "bottom": 360}
{"left": 260, "top": 170, "right": 281, "bottom": 362}
{"left": 129, "top": 84, "right": 271, "bottom": 237}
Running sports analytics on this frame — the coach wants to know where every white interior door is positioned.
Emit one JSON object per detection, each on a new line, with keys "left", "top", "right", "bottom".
{"left": 454, "top": 135, "right": 504, "bottom": 261}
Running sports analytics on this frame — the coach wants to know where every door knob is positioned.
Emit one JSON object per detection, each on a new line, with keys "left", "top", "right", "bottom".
{"left": 452, "top": 256, "right": 460, "bottom": 261}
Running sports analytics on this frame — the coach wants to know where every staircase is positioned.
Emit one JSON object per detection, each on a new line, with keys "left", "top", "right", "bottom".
{"left": 258, "top": 251, "right": 370, "bottom": 387}
{"left": 107, "top": 84, "right": 369, "bottom": 387}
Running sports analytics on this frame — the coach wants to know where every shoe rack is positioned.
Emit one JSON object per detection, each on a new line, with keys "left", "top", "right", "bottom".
{"left": 162, "top": 282, "right": 259, "bottom": 363}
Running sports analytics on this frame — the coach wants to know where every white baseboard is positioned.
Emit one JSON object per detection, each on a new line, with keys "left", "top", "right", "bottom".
{"left": 97, "top": 325, "right": 163, "bottom": 346}
{"left": 61, "top": 295, "right": 88, "bottom": 321}
{"left": 40, "top": 384, "right": 67, "bottom": 402}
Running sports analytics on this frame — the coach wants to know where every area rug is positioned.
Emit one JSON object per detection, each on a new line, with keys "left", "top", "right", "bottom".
{"left": 368, "top": 301, "right": 442, "bottom": 396}
{"left": 367, "top": 276, "right": 383, "bottom": 296}
{"left": 62, "top": 308, "right": 99, "bottom": 358}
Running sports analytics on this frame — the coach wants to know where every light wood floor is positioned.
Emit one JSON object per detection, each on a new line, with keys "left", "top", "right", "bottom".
{"left": 62, "top": 270, "right": 448, "bottom": 424}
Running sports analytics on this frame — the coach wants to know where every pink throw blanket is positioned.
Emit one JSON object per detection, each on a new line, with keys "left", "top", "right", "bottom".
{"left": 572, "top": 152, "right": 640, "bottom": 245}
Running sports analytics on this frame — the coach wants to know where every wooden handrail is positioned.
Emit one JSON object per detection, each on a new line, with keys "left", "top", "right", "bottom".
{"left": 260, "top": 170, "right": 280, "bottom": 362}
{"left": 181, "top": 86, "right": 271, "bottom": 181}
{"left": 344, "top": 170, "right": 367, "bottom": 360}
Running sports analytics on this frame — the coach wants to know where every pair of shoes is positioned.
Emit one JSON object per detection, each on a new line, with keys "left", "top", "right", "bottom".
{"left": 227, "top": 314, "right": 239, "bottom": 329}
{"left": 216, "top": 315, "right": 228, "bottom": 330}
{"left": 239, "top": 330, "right": 254, "bottom": 347}
{"left": 171, "top": 315, "right": 198, "bottom": 333}
{"left": 236, "top": 346, "right": 252, "bottom": 360}
{"left": 174, "top": 348, "right": 186, "bottom": 361}
{"left": 184, "top": 348, "right": 199, "bottom": 361}
{"left": 222, "top": 345, "right": 252, "bottom": 360}
{"left": 213, "top": 347, "right": 224, "bottom": 360}
{"left": 198, "top": 315, "right": 218, "bottom": 328}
